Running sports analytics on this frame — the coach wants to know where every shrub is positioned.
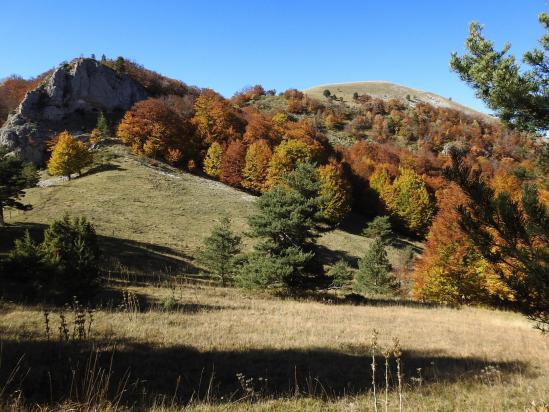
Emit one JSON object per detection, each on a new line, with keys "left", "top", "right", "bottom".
{"left": 362, "top": 216, "right": 394, "bottom": 245}
{"left": 3, "top": 214, "right": 101, "bottom": 301}
{"left": 328, "top": 259, "right": 353, "bottom": 288}
{"left": 198, "top": 217, "right": 242, "bottom": 286}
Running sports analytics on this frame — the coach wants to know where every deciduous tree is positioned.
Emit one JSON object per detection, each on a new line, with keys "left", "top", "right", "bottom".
{"left": 318, "top": 161, "right": 351, "bottom": 224}
{"left": 241, "top": 139, "right": 272, "bottom": 193}
{"left": 203, "top": 142, "right": 223, "bottom": 178}
{"left": 219, "top": 140, "right": 246, "bottom": 187}
{"left": 47, "top": 131, "right": 93, "bottom": 179}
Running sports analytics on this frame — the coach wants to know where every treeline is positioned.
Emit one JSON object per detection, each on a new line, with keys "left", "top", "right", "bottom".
{"left": 110, "top": 71, "right": 547, "bottom": 311}
{"left": 0, "top": 71, "right": 52, "bottom": 123}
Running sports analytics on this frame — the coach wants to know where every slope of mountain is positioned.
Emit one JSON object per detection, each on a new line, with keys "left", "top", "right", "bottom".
{"left": 2, "top": 143, "right": 418, "bottom": 275}
{"left": 304, "top": 81, "right": 491, "bottom": 119}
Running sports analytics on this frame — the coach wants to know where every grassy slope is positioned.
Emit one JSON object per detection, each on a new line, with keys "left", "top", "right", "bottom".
{"left": 3, "top": 143, "right": 418, "bottom": 276}
{"left": 304, "top": 81, "right": 490, "bottom": 119}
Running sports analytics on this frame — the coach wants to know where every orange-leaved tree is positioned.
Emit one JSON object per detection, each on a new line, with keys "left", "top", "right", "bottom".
{"left": 219, "top": 140, "right": 247, "bottom": 187}
{"left": 412, "top": 183, "right": 513, "bottom": 304}
{"left": 192, "top": 89, "right": 244, "bottom": 145}
{"left": 117, "top": 98, "right": 197, "bottom": 163}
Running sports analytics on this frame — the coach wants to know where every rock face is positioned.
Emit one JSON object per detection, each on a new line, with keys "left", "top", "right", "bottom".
{"left": 0, "top": 58, "right": 148, "bottom": 164}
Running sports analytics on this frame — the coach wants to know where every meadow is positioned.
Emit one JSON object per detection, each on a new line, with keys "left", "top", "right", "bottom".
{"left": 0, "top": 144, "right": 547, "bottom": 411}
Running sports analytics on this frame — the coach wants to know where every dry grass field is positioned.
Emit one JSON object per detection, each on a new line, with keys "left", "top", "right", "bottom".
{"left": 1, "top": 144, "right": 547, "bottom": 411}
{"left": 1, "top": 283, "right": 547, "bottom": 410}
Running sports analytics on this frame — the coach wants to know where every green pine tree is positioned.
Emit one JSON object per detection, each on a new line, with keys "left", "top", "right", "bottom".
{"left": 0, "top": 148, "right": 39, "bottom": 226}
{"left": 96, "top": 111, "right": 110, "bottom": 139}
{"left": 354, "top": 238, "right": 398, "bottom": 295}
{"left": 327, "top": 259, "right": 353, "bottom": 288}
{"left": 450, "top": 12, "right": 549, "bottom": 133}
{"left": 242, "top": 162, "right": 326, "bottom": 288}
{"left": 248, "top": 162, "right": 325, "bottom": 254}
{"left": 199, "top": 217, "right": 242, "bottom": 286}
{"left": 362, "top": 215, "right": 394, "bottom": 245}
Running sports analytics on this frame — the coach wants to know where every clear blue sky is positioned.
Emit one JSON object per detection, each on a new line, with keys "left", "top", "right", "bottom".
{"left": 0, "top": 1, "right": 545, "bottom": 113}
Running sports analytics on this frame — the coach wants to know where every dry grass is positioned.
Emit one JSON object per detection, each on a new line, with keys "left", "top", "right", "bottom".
{"left": 0, "top": 283, "right": 547, "bottom": 410}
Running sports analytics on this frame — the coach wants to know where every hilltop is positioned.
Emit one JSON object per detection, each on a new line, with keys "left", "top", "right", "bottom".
{"left": 304, "top": 81, "right": 490, "bottom": 118}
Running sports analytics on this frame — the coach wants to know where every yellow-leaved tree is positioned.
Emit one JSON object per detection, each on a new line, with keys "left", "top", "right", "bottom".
{"left": 384, "top": 167, "right": 434, "bottom": 235}
{"left": 47, "top": 131, "right": 93, "bottom": 180}
{"left": 318, "top": 161, "right": 352, "bottom": 223}
{"left": 203, "top": 142, "right": 223, "bottom": 178}
{"left": 266, "top": 139, "right": 316, "bottom": 188}
{"left": 241, "top": 139, "right": 272, "bottom": 193}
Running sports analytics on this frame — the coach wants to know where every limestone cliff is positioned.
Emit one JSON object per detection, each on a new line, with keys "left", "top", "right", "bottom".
{"left": 0, "top": 58, "right": 148, "bottom": 163}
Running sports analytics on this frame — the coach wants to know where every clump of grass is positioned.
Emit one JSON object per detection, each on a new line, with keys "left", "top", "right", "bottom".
{"left": 43, "top": 298, "right": 95, "bottom": 343}
{"left": 120, "top": 289, "right": 140, "bottom": 320}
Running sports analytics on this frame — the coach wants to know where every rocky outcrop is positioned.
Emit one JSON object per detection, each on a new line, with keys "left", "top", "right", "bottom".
{"left": 0, "top": 58, "right": 148, "bottom": 164}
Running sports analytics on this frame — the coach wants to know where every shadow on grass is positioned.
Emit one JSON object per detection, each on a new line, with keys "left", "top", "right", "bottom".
{"left": 0, "top": 222, "right": 200, "bottom": 281}
{"left": 0, "top": 338, "right": 532, "bottom": 407}
{"left": 82, "top": 162, "right": 125, "bottom": 177}
{"left": 279, "top": 290, "right": 443, "bottom": 310}
{"left": 0, "top": 223, "right": 202, "bottom": 303}
{"left": 92, "top": 287, "right": 237, "bottom": 314}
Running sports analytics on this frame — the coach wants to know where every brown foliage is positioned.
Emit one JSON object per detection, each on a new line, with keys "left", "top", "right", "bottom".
{"left": 219, "top": 140, "right": 247, "bottom": 187}
{"left": 116, "top": 98, "right": 197, "bottom": 162}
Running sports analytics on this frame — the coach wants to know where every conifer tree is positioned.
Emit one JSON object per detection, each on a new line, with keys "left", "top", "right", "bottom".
{"left": 362, "top": 216, "right": 394, "bottom": 245}
{"left": 328, "top": 259, "right": 353, "bottom": 288}
{"left": 199, "top": 217, "right": 242, "bottom": 286}
{"left": 240, "top": 163, "right": 325, "bottom": 288}
{"left": 354, "top": 238, "right": 398, "bottom": 295}
{"left": 450, "top": 12, "right": 549, "bottom": 133}
{"left": 96, "top": 111, "right": 110, "bottom": 140}
{"left": 0, "top": 148, "right": 39, "bottom": 226}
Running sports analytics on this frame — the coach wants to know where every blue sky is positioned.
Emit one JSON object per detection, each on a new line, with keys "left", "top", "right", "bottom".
{"left": 0, "top": 1, "right": 545, "bottom": 113}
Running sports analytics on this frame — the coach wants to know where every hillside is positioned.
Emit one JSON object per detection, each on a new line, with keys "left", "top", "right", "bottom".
{"left": 1, "top": 143, "right": 419, "bottom": 277}
{"left": 304, "top": 81, "right": 491, "bottom": 119}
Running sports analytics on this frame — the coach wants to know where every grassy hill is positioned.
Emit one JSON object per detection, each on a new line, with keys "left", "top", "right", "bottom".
{"left": 1, "top": 144, "right": 548, "bottom": 411}
{"left": 2, "top": 143, "right": 419, "bottom": 278}
{"left": 304, "top": 81, "right": 491, "bottom": 119}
